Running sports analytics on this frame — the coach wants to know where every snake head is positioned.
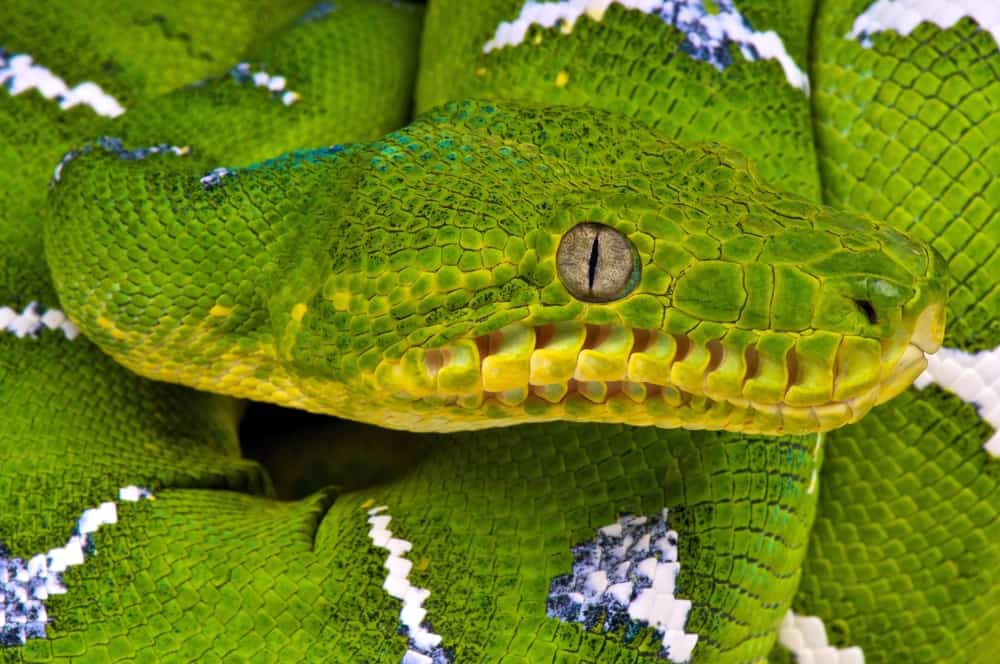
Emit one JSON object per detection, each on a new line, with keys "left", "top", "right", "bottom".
{"left": 45, "top": 101, "right": 947, "bottom": 435}
{"left": 314, "top": 101, "right": 947, "bottom": 434}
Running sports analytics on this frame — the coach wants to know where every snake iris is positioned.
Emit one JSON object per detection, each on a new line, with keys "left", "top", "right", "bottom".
{"left": 1, "top": 0, "right": 996, "bottom": 663}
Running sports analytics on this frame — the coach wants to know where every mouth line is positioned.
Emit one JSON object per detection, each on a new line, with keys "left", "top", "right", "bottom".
{"left": 369, "top": 305, "right": 941, "bottom": 432}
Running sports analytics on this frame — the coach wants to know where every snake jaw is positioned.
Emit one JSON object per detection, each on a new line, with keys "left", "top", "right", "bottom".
{"left": 366, "top": 297, "right": 946, "bottom": 434}
{"left": 873, "top": 301, "right": 945, "bottom": 406}
{"left": 906, "top": 301, "right": 945, "bottom": 355}
{"left": 874, "top": 343, "right": 927, "bottom": 407}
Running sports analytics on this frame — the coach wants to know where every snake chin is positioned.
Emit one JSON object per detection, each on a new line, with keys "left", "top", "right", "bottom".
{"left": 874, "top": 301, "right": 944, "bottom": 406}
{"left": 366, "top": 301, "right": 946, "bottom": 435}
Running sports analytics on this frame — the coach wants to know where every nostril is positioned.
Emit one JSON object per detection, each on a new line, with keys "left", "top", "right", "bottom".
{"left": 854, "top": 299, "right": 878, "bottom": 325}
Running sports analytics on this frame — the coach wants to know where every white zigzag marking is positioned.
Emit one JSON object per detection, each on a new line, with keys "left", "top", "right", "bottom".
{"left": 230, "top": 62, "right": 301, "bottom": 106}
{"left": 915, "top": 344, "right": 1000, "bottom": 457}
{"left": 0, "top": 487, "right": 153, "bottom": 646}
{"left": 779, "top": 611, "right": 865, "bottom": 664}
{"left": 483, "top": 0, "right": 810, "bottom": 93}
{"left": 366, "top": 506, "right": 451, "bottom": 664}
{"left": 848, "top": 0, "right": 1000, "bottom": 49}
{"left": 0, "top": 51, "right": 125, "bottom": 118}
{"left": 0, "top": 303, "right": 78, "bottom": 340}
{"left": 547, "top": 511, "right": 698, "bottom": 662}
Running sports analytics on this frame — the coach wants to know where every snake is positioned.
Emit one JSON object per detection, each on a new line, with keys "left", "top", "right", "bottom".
{"left": 0, "top": 0, "right": 996, "bottom": 662}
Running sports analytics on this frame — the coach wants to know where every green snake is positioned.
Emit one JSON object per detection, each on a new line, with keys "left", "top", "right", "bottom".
{"left": 1, "top": 1, "right": 996, "bottom": 662}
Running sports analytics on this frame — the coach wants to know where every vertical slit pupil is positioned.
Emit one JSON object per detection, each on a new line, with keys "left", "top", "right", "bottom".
{"left": 588, "top": 232, "right": 600, "bottom": 291}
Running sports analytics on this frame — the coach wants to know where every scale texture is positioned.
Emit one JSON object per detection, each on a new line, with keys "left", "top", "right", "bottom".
{"left": 0, "top": 0, "right": 996, "bottom": 662}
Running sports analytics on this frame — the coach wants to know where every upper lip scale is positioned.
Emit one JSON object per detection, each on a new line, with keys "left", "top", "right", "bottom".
{"left": 400, "top": 320, "right": 937, "bottom": 414}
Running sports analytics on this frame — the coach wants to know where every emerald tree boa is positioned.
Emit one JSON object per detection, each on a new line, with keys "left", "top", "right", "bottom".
{"left": 1, "top": 1, "right": 996, "bottom": 662}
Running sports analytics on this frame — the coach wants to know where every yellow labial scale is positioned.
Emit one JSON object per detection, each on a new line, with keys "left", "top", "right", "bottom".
{"left": 532, "top": 383, "right": 568, "bottom": 403}
{"left": 676, "top": 394, "right": 720, "bottom": 427}
{"left": 482, "top": 324, "right": 535, "bottom": 391}
{"left": 436, "top": 339, "right": 482, "bottom": 394}
{"left": 422, "top": 395, "right": 454, "bottom": 408}
{"left": 375, "top": 347, "right": 436, "bottom": 397}
{"left": 877, "top": 346, "right": 927, "bottom": 405}
{"left": 670, "top": 342, "right": 712, "bottom": 393}
{"left": 785, "top": 332, "right": 840, "bottom": 407}
{"left": 700, "top": 400, "right": 735, "bottom": 430}
{"left": 208, "top": 304, "right": 232, "bottom": 317}
{"left": 749, "top": 402, "right": 782, "bottom": 433}
{"left": 661, "top": 385, "right": 684, "bottom": 407}
{"left": 678, "top": 395, "right": 732, "bottom": 429}
{"left": 910, "top": 301, "right": 945, "bottom": 354}
{"left": 522, "top": 395, "right": 553, "bottom": 417}
{"left": 291, "top": 303, "right": 307, "bottom": 322}
{"left": 404, "top": 354, "right": 438, "bottom": 395}
{"left": 574, "top": 326, "right": 634, "bottom": 382}
{"left": 578, "top": 381, "right": 607, "bottom": 403}
{"left": 833, "top": 336, "right": 882, "bottom": 400}
{"left": 496, "top": 387, "right": 529, "bottom": 406}
{"left": 626, "top": 331, "right": 678, "bottom": 384}
{"left": 878, "top": 332, "right": 911, "bottom": 383}
{"left": 103, "top": 307, "right": 923, "bottom": 439}
{"left": 530, "top": 321, "right": 587, "bottom": 384}
{"left": 814, "top": 402, "right": 851, "bottom": 430}
{"left": 374, "top": 363, "right": 400, "bottom": 395}
{"left": 743, "top": 333, "right": 796, "bottom": 404}
{"left": 846, "top": 389, "right": 879, "bottom": 423}
{"left": 781, "top": 405, "right": 820, "bottom": 433}
{"left": 724, "top": 398, "right": 756, "bottom": 431}
{"left": 352, "top": 389, "right": 874, "bottom": 435}
{"left": 642, "top": 394, "right": 676, "bottom": 421}
{"left": 457, "top": 392, "right": 484, "bottom": 410}
{"left": 561, "top": 393, "right": 594, "bottom": 418}
{"left": 605, "top": 393, "right": 636, "bottom": 417}
{"left": 706, "top": 330, "right": 755, "bottom": 399}
{"left": 622, "top": 381, "right": 646, "bottom": 403}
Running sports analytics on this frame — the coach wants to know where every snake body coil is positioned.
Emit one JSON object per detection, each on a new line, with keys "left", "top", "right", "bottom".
{"left": 1, "top": 0, "right": 996, "bottom": 662}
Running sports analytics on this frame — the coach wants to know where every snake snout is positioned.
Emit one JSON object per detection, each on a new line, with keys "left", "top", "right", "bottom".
{"left": 908, "top": 301, "right": 945, "bottom": 354}
{"left": 870, "top": 240, "right": 948, "bottom": 407}
{"left": 874, "top": 300, "right": 946, "bottom": 406}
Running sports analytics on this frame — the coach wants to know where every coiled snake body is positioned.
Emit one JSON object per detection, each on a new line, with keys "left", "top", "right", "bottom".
{"left": 0, "top": 1, "right": 996, "bottom": 662}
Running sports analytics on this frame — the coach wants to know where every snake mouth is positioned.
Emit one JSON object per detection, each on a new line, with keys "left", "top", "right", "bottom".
{"left": 873, "top": 301, "right": 943, "bottom": 405}
{"left": 367, "top": 302, "right": 944, "bottom": 434}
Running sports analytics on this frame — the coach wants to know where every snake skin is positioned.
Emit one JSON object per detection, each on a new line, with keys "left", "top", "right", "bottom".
{"left": 790, "top": 3, "right": 999, "bottom": 661}
{"left": 1, "top": 0, "right": 996, "bottom": 662}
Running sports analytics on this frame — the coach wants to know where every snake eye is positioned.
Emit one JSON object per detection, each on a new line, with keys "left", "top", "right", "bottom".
{"left": 557, "top": 223, "right": 639, "bottom": 302}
